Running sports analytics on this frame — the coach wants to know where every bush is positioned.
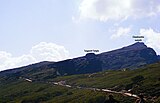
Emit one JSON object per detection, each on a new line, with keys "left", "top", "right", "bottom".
{"left": 131, "top": 75, "right": 144, "bottom": 84}
{"left": 86, "top": 95, "right": 106, "bottom": 103}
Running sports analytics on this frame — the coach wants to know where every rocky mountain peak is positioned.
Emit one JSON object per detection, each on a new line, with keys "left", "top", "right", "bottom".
{"left": 122, "top": 42, "right": 147, "bottom": 50}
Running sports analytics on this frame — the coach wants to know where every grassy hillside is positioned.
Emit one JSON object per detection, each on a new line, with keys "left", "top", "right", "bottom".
{"left": 0, "top": 80, "right": 135, "bottom": 103}
{"left": 0, "top": 62, "right": 160, "bottom": 103}
{"left": 52, "top": 62, "right": 160, "bottom": 102}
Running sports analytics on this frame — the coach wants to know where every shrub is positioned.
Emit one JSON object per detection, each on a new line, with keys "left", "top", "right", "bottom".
{"left": 131, "top": 75, "right": 144, "bottom": 84}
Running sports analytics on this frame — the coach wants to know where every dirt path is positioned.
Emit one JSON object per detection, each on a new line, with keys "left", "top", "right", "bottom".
{"left": 23, "top": 78, "right": 139, "bottom": 99}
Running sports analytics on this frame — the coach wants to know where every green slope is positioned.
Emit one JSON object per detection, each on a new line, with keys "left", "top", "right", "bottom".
{"left": 0, "top": 62, "right": 160, "bottom": 103}
{"left": 0, "top": 80, "right": 135, "bottom": 103}
{"left": 52, "top": 62, "right": 160, "bottom": 102}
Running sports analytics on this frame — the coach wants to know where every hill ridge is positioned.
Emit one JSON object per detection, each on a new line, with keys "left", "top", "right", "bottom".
{"left": 0, "top": 42, "right": 159, "bottom": 77}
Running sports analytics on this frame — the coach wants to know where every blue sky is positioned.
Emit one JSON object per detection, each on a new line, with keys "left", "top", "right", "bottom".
{"left": 0, "top": 0, "right": 160, "bottom": 71}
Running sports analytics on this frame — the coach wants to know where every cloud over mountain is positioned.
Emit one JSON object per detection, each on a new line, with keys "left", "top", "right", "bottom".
{"left": 110, "top": 27, "right": 131, "bottom": 39}
{"left": 0, "top": 42, "right": 69, "bottom": 71}
{"left": 140, "top": 28, "right": 160, "bottom": 55}
{"left": 30, "top": 42, "right": 69, "bottom": 62}
{"left": 79, "top": 0, "right": 160, "bottom": 21}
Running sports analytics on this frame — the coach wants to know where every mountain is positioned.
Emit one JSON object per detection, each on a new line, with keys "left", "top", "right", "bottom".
{"left": 98, "top": 42, "right": 159, "bottom": 70}
{"left": 47, "top": 42, "right": 159, "bottom": 75}
{"left": 0, "top": 42, "right": 160, "bottom": 103}
{"left": 0, "top": 61, "right": 56, "bottom": 84}
{"left": 158, "top": 55, "right": 160, "bottom": 61}
{"left": 50, "top": 53, "right": 102, "bottom": 75}
{"left": 0, "top": 42, "right": 159, "bottom": 80}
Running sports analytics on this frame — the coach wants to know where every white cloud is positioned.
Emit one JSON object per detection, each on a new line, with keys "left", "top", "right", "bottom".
{"left": 79, "top": 0, "right": 160, "bottom": 21}
{"left": 110, "top": 27, "right": 131, "bottom": 39}
{"left": 140, "top": 28, "right": 160, "bottom": 54}
{"left": 30, "top": 42, "right": 69, "bottom": 62}
{"left": 0, "top": 53, "right": 36, "bottom": 71}
{"left": 158, "top": 5, "right": 160, "bottom": 12}
{"left": 0, "top": 42, "right": 69, "bottom": 71}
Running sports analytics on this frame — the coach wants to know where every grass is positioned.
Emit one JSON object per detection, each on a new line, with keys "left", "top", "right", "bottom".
{"left": 0, "top": 80, "right": 136, "bottom": 103}
{"left": 0, "top": 62, "right": 160, "bottom": 103}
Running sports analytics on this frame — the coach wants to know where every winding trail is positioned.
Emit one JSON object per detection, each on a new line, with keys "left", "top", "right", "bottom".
{"left": 53, "top": 82, "right": 138, "bottom": 98}
{"left": 23, "top": 77, "right": 139, "bottom": 99}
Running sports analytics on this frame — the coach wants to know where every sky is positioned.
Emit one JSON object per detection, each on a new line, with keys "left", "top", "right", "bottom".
{"left": 0, "top": 0, "right": 160, "bottom": 71}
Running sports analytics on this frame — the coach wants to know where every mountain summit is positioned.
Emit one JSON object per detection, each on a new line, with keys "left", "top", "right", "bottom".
{"left": 122, "top": 42, "right": 147, "bottom": 50}
{"left": 99, "top": 42, "right": 158, "bottom": 70}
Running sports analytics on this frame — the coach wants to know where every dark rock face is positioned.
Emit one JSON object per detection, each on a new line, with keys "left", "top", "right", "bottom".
{"left": 85, "top": 53, "right": 96, "bottom": 59}
{"left": 99, "top": 47, "right": 158, "bottom": 70}
{"left": 48, "top": 42, "right": 159, "bottom": 74}
{"left": 0, "top": 42, "right": 159, "bottom": 78}
{"left": 122, "top": 42, "right": 147, "bottom": 50}
{"left": 51, "top": 53, "right": 102, "bottom": 75}
{"left": 158, "top": 55, "right": 160, "bottom": 61}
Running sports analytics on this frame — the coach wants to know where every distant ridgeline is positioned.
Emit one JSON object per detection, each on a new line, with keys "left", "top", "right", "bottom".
{"left": 0, "top": 42, "right": 159, "bottom": 79}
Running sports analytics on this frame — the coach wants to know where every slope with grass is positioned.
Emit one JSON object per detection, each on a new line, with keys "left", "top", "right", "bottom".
{"left": 52, "top": 62, "right": 160, "bottom": 102}
{"left": 0, "top": 79, "right": 136, "bottom": 103}
{"left": 0, "top": 62, "right": 160, "bottom": 103}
